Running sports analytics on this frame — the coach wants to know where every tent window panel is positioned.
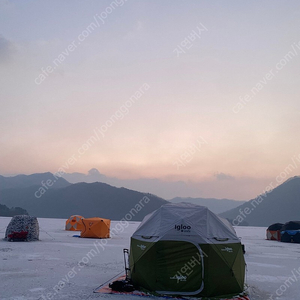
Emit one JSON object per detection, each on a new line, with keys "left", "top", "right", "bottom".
{"left": 202, "top": 243, "right": 245, "bottom": 297}
{"left": 155, "top": 241, "right": 203, "bottom": 293}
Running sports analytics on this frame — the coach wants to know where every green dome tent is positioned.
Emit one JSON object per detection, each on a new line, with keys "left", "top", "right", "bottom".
{"left": 129, "top": 203, "right": 246, "bottom": 298}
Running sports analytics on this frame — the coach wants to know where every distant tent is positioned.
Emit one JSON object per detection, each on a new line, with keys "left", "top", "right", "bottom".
{"left": 5, "top": 215, "right": 39, "bottom": 241}
{"left": 281, "top": 221, "right": 300, "bottom": 231}
{"left": 65, "top": 215, "right": 84, "bottom": 231}
{"left": 266, "top": 223, "right": 283, "bottom": 241}
{"left": 280, "top": 221, "right": 300, "bottom": 243}
{"left": 129, "top": 203, "right": 246, "bottom": 298}
{"left": 81, "top": 217, "right": 110, "bottom": 239}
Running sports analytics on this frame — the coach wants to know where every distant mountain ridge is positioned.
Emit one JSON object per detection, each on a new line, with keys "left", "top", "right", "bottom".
{"left": 220, "top": 176, "right": 300, "bottom": 226}
{"left": 60, "top": 169, "right": 226, "bottom": 200}
{"left": 170, "top": 197, "right": 245, "bottom": 214}
{"left": 0, "top": 172, "right": 71, "bottom": 190}
{"left": 2, "top": 172, "right": 300, "bottom": 225}
{"left": 0, "top": 172, "right": 243, "bottom": 219}
{"left": 0, "top": 179, "right": 168, "bottom": 221}
{"left": 0, "top": 204, "right": 28, "bottom": 217}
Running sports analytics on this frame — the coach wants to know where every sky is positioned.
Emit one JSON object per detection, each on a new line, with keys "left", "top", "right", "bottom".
{"left": 1, "top": 1, "right": 300, "bottom": 200}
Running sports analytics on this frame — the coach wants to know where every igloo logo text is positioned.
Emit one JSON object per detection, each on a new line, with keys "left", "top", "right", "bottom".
{"left": 175, "top": 224, "right": 191, "bottom": 232}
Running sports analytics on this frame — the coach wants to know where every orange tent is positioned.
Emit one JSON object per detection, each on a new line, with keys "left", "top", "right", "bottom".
{"left": 65, "top": 215, "right": 84, "bottom": 231}
{"left": 81, "top": 217, "right": 111, "bottom": 239}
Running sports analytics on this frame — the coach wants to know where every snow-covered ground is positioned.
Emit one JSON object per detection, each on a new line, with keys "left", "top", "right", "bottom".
{"left": 0, "top": 217, "right": 299, "bottom": 300}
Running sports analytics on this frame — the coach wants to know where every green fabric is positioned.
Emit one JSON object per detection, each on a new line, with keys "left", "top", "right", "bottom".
{"left": 130, "top": 238, "right": 203, "bottom": 293}
{"left": 201, "top": 243, "right": 245, "bottom": 297}
{"left": 130, "top": 239, "right": 157, "bottom": 291}
{"left": 130, "top": 239, "right": 245, "bottom": 298}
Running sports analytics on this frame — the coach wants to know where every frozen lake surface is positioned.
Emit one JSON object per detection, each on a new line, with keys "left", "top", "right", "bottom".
{"left": 0, "top": 217, "right": 299, "bottom": 300}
